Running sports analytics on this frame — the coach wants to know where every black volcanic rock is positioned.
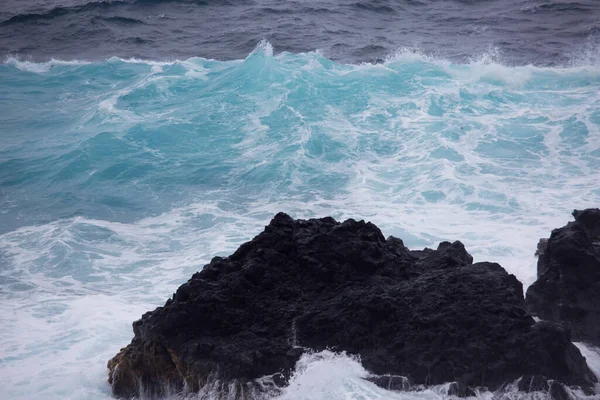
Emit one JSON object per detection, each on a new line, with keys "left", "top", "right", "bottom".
{"left": 108, "top": 213, "right": 597, "bottom": 399}
{"left": 526, "top": 208, "right": 600, "bottom": 344}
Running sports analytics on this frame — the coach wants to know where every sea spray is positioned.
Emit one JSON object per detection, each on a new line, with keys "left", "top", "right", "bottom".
{"left": 1, "top": 43, "right": 600, "bottom": 399}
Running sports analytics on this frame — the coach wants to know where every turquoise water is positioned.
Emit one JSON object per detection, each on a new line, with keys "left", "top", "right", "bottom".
{"left": 1, "top": 42, "right": 600, "bottom": 399}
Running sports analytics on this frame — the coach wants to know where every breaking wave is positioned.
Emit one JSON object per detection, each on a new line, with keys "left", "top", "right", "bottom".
{"left": 1, "top": 42, "right": 599, "bottom": 399}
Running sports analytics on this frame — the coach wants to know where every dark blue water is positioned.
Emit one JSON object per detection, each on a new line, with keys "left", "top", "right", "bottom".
{"left": 1, "top": 1, "right": 600, "bottom": 399}
{"left": 1, "top": 0, "right": 599, "bottom": 65}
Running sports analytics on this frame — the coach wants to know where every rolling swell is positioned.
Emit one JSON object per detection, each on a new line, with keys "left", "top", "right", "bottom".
{"left": 0, "top": 0, "right": 255, "bottom": 26}
{"left": 0, "top": 1, "right": 131, "bottom": 26}
{"left": 352, "top": 1, "right": 397, "bottom": 14}
{"left": 1, "top": 0, "right": 599, "bottom": 65}
{"left": 523, "top": 2, "right": 596, "bottom": 13}
{"left": 95, "top": 15, "right": 145, "bottom": 24}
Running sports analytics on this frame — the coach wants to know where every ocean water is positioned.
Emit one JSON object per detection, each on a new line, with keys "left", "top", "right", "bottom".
{"left": 2, "top": 0, "right": 600, "bottom": 65}
{"left": 1, "top": 0, "right": 600, "bottom": 399}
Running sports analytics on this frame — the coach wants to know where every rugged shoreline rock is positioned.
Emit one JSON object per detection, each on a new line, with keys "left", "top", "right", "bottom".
{"left": 109, "top": 213, "right": 597, "bottom": 399}
{"left": 526, "top": 208, "right": 600, "bottom": 345}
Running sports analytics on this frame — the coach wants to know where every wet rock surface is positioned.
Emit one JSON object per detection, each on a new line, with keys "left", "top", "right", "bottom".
{"left": 526, "top": 208, "right": 600, "bottom": 345}
{"left": 109, "top": 213, "right": 597, "bottom": 398}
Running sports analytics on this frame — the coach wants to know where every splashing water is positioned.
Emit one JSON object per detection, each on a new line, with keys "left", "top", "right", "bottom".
{"left": 1, "top": 42, "right": 600, "bottom": 399}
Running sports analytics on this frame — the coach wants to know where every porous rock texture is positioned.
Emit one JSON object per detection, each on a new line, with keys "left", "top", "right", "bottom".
{"left": 109, "top": 213, "right": 597, "bottom": 399}
{"left": 526, "top": 208, "right": 600, "bottom": 344}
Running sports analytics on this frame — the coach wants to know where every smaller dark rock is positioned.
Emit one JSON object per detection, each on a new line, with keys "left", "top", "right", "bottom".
{"left": 526, "top": 208, "right": 600, "bottom": 344}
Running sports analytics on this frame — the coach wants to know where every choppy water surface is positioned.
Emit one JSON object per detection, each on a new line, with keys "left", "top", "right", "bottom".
{"left": 1, "top": 0, "right": 600, "bottom": 65}
{"left": 1, "top": 0, "right": 600, "bottom": 399}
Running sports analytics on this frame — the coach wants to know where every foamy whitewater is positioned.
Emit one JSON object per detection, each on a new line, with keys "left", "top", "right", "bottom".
{"left": 1, "top": 42, "right": 600, "bottom": 399}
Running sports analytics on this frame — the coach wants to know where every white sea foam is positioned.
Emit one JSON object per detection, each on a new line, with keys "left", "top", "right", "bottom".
{"left": 4, "top": 56, "right": 91, "bottom": 73}
{"left": 4, "top": 40, "right": 600, "bottom": 76}
{"left": 1, "top": 42, "right": 600, "bottom": 400}
{"left": 1, "top": 199, "right": 598, "bottom": 399}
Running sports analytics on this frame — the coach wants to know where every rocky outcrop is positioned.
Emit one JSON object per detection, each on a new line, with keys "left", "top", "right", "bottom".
{"left": 526, "top": 208, "right": 600, "bottom": 344}
{"left": 109, "top": 213, "right": 597, "bottom": 399}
